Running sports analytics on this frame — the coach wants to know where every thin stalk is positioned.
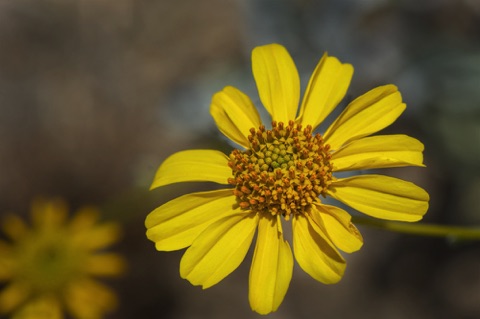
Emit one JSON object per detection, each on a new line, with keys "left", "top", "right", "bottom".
{"left": 352, "top": 216, "right": 480, "bottom": 240}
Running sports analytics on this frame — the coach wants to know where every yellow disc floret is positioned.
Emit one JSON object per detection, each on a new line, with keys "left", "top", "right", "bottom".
{"left": 228, "top": 120, "right": 334, "bottom": 220}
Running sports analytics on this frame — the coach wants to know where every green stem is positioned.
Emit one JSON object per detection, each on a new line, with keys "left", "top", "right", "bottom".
{"left": 352, "top": 216, "right": 480, "bottom": 240}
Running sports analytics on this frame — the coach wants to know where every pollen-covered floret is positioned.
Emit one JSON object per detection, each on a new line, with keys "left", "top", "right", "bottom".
{"left": 228, "top": 120, "right": 334, "bottom": 219}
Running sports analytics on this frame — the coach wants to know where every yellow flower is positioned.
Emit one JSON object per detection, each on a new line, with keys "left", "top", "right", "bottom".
{"left": 146, "top": 44, "right": 429, "bottom": 314}
{"left": 0, "top": 199, "right": 126, "bottom": 319}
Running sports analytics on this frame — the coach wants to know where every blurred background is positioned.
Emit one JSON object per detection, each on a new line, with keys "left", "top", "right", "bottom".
{"left": 1, "top": 0, "right": 479, "bottom": 318}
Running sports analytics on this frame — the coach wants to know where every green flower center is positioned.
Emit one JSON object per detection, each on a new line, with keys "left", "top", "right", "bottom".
{"left": 228, "top": 120, "right": 334, "bottom": 220}
{"left": 16, "top": 230, "right": 85, "bottom": 293}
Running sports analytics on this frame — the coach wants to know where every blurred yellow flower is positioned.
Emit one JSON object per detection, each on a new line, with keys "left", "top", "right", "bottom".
{"left": 0, "top": 198, "right": 126, "bottom": 319}
{"left": 146, "top": 43, "right": 429, "bottom": 314}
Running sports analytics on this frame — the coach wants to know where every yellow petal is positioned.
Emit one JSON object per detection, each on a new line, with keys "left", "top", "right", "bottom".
{"left": 65, "top": 279, "right": 117, "bottom": 318}
{"left": 1, "top": 215, "right": 28, "bottom": 242}
{"left": 84, "top": 253, "right": 126, "bottom": 277}
{"left": 249, "top": 215, "right": 293, "bottom": 315}
{"left": 68, "top": 207, "right": 100, "bottom": 233}
{"left": 31, "top": 198, "right": 67, "bottom": 230}
{"left": 0, "top": 282, "right": 30, "bottom": 313}
{"left": 145, "top": 190, "right": 236, "bottom": 251}
{"left": 252, "top": 44, "right": 300, "bottom": 123}
{"left": 150, "top": 150, "right": 231, "bottom": 190}
{"left": 0, "top": 241, "right": 13, "bottom": 280}
{"left": 297, "top": 53, "right": 353, "bottom": 129}
{"left": 328, "top": 175, "right": 429, "bottom": 221}
{"left": 292, "top": 214, "right": 345, "bottom": 284}
{"left": 71, "top": 223, "right": 121, "bottom": 251}
{"left": 312, "top": 204, "right": 363, "bottom": 253}
{"left": 180, "top": 213, "right": 258, "bottom": 289}
{"left": 13, "top": 296, "right": 63, "bottom": 319}
{"left": 210, "top": 86, "right": 261, "bottom": 148}
{"left": 324, "top": 85, "right": 406, "bottom": 151}
{"left": 331, "top": 134, "right": 425, "bottom": 171}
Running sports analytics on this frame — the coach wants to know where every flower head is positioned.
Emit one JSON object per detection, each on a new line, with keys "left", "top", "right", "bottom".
{"left": 0, "top": 198, "right": 126, "bottom": 319}
{"left": 146, "top": 44, "right": 429, "bottom": 314}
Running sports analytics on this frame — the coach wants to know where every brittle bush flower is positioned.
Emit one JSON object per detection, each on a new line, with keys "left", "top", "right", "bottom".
{"left": 0, "top": 199, "right": 126, "bottom": 319}
{"left": 146, "top": 44, "right": 429, "bottom": 314}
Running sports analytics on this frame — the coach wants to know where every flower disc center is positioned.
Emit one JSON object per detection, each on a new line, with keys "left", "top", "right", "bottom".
{"left": 16, "top": 231, "right": 85, "bottom": 293}
{"left": 228, "top": 121, "right": 334, "bottom": 220}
